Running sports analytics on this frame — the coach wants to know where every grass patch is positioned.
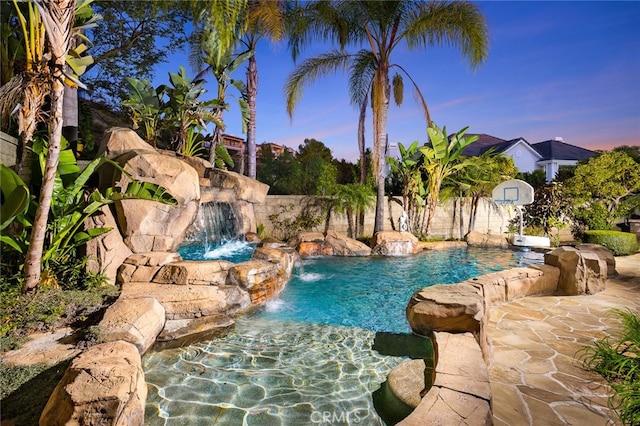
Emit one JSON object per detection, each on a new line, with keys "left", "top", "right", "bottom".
{"left": 0, "top": 361, "right": 71, "bottom": 425}
{"left": 580, "top": 309, "right": 640, "bottom": 425}
{"left": 0, "top": 285, "right": 119, "bottom": 350}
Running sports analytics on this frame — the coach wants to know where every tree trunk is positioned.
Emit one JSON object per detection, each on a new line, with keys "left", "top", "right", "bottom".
{"left": 246, "top": 54, "right": 257, "bottom": 178}
{"left": 373, "top": 65, "right": 390, "bottom": 234}
{"left": 23, "top": 0, "right": 75, "bottom": 292}
{"left": 358, "top": 98, "right": 367, "bottom": 185}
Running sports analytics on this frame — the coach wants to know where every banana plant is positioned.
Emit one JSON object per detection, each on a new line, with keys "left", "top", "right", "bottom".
{"left": 420, "top": 123, "right": 477, "bottom": 236}
{"left": 1, "top": 137, "right": 177, "bottom": 270}
{"left": 122, "top": 77, "right": 164, "bottom": 146}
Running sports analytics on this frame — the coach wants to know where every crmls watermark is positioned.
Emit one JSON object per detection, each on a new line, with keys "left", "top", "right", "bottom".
{"left": 310, "top": 409, "right": 366, "bottom": 424}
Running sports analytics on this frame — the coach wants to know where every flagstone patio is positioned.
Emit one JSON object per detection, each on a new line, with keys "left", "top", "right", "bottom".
{"left": 488, "top": 253, "right": 640, "bottom": 426}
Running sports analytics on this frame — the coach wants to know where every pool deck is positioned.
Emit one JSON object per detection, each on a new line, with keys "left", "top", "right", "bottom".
{"left": 488, "top": 253, "right": 640, "bottom": 426}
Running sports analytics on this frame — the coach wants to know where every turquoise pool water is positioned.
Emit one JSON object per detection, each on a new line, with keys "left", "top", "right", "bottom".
{"left": 143, "top": 247, "right": 542, "bottom": 425}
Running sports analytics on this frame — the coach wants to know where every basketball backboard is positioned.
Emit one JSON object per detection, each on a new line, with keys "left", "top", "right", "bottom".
{"left": 492, "top": 179, "right": 534, "bottom": 206}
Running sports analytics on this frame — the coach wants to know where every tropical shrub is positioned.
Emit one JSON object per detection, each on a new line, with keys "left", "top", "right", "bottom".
{"left": 583, "top": 231, "right": 638, "bottom": 256}
{"left": 268, "top": 202, "right": 324, "bottom": 241}
{"left": 580, "top": 309, "right": 640, "bottom": 425}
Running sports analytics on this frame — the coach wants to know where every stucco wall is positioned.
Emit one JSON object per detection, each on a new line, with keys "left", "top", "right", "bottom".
{"left": 1, "top": 131, "right": 18, "bottom": 166}
{"left": 254, "top": 195, "right": 516, "bottom": 240}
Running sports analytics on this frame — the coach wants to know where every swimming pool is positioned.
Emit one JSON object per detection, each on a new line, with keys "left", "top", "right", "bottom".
{"left": 143, "top": 247, "right": 542, "bottom": 425}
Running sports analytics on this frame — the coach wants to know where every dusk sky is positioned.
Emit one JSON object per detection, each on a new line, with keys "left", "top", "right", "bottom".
{"left": 162, "top": 1, "right": 640, "bottom": 162}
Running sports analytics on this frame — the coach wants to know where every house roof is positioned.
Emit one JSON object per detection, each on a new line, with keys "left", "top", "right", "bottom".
{"left": 532, "top": 140, "right": 594, "bottom": 161}
{"left": 462, "top": 133, "right": 595, "bottom": 161}
{"left": 461, "top": 134, "right": 507, "bottom": 156}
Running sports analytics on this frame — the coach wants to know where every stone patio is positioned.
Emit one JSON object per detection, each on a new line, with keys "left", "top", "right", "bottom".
{"left": 488, "top": 253, "right": 640, "bottom": 426}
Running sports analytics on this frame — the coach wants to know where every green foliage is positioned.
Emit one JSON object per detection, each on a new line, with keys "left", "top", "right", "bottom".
{"left": 515, "top": 183, "right": 572, "bottom": 242}
{"left": 0, "top": 164, "right": 30, "bottom": 232}
{"left": 123, "top": 67, "right": 225, "bottom": 159}
{"left": 85, "top": 1, "right": 190, "bottom": 106}
{"left": 267, "top": 202, "right": 324, "bottom": 241}
{"left": 583, "top": 231, "right": 638, "bottom": 256}
{"left": 565, "top": 151, "right": 640, "bottom": 227}
{"left": 580, "top": 309, "right": 640, "bottom": 425}
{"left": 573, "top": 201, "right": 612, "bottom": 233}
{"left": 516, "top": 169, "right": 547, "bottom": 190}
{"left": 257, "top": 147, "right": 302, "bottom": 195}
{"left": 331, "top": 183, "right": 375, "bottom": 238}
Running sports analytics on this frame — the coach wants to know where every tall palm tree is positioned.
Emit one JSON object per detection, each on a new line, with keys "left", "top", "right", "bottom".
{"left": 240, "top": 0, "right": 286, "bottom": 179}
{"left": 285, "top": 1, "right": 488, "bottom": 234}
{"left": 23, "top": 0, "right": 76, "bottom": 292}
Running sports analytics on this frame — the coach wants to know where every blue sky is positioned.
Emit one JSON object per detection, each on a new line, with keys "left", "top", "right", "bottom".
{"left": 160, "top": 1, "right": 640, "bottom": 161}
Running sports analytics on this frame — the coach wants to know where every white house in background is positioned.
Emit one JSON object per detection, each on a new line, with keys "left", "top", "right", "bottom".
{"left": 462, "top": 135, "right": 595, "bottom": 182}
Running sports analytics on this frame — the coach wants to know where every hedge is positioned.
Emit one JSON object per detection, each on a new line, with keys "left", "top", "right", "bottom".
{"left": 583, "top": 230, "right": 638, "bottom": 256}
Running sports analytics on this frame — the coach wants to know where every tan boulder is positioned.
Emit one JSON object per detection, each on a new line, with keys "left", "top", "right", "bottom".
{"left": 465, "top": 230, "right": 508, "bottom": 248}
{"left": 325, "top": 230, "right": 372, "bottom": 256}
{"left": 406, "top": 283, "right": 485, "bottom": 335}
{"left": 252, "top": 246, "right": 299, "bottom": 277}
{"left": 39, "top": 341, "right": 146, "bottom": 426}
{"left": 180, "top": 155, "right": 212, "bottom": 178}
{"left": 207, "top": 168, "right": 269, "bottom": 204}
{"left": 576, "top": 243, "right": 616, "bottom": 276}
{"left": 153, "top": 260, "right": 233, "bottom": 285}
{"left": 227, "top": 260, "right": 287, "bottom": 305}
{"left": 544, "top": 246, "right": 607, "bottom": 295}
{"left": 104, "top": 134, "right": 200, "bottom": 252}
{"left": 120, "top": 282, "right": 250, "bottom": 320}
{"left": 85, "top": 204, "right": 133, "bottom": 286}
{"left": 371, "top": 231, "right": 419, "bottom": 255}
{"left": 387, "top": 359, "right": 430, "bottom": 409}
{"left": 468, "top": 265, "right": 559, "bottom": 303}
{"left": 398, "top": 332, "right": 491, "bottom": 426}
{"left": 298, "top": 240, "right": 333, "bottom": 257}
{"left": 98, "top": 127, "right": 156, "bottom": 158}
{"left": 98, "top": 297, "right": 165, "bottom": 354}
{"left": 124, "top": 251, "right": 182, "bottom": 266}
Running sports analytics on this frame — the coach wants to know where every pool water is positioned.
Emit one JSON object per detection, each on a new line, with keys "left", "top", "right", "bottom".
{"left": 143, "top": 247, "right": 542, "bottom": 425}
{"left": 179, "top": 240, "right": 256, "bottom": 263}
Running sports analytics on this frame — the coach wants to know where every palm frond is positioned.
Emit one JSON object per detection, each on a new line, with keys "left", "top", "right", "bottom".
{"left": 405, "top": 1, "right": 489, "bottom": 69}
{"left": 348, "top": 49, "right": 377, "bottom": 107}
{"left": 285, "top": 49, "right": 353, "bottom": 118}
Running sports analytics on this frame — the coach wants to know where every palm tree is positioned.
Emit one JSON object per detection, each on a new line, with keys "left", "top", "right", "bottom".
{"left": 240, "top": 0, "right": 286, "bottom": 179}
{"left": 285, "top": 1, "right": 488, "bottom": 234}
{"left": 22, "top": 0, "right": 76, "bottom": 292}
{"left": 419, "top": 123, "right": 477, "bottom": 236}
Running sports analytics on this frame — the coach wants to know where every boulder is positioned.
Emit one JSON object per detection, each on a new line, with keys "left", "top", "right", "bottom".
{"left": 39, "top": 341, "right": 146, "bottom": 426}
{"left": 207, "top": 168, "right": 269, "bottom": 204}
{"left": 227, "top": 260, "right": 287, "bottom": 305}
{"left": 111, "top": 148, "right": 200, "bottom": 252}
{"left": 398, "top": 333, "right": 491, "bottom": 426}
{"left": 406, "top": 283, "right": 485, "bottom": 335}
{"left": 467, "top": 265, "right": 559, "bottom": 303}
{"left": 325, "top": 230, "right": 372, "bottom": 256}
{"left": 97, "top": 127, "right": 156, "bottom": 158}
{"left": 371, "top": 231, "right": 419, "bottom": 255}
{"left": 84, "top": 204, "right": 132, "bottom": 286}
{"left": 153, "top": 260, "right": 233, "bottom": 285}
{"left": 180, "top": 155, "right": 213, "bottom": 178}
{"left": 252, "top": 246, "right": 299, "bottom": 278}
{"left": 99, "top": 129, "right": 201, "bottom": 253}
{"left": 576, "top": 243, "right": 616, "bottom": 276}
{"left": 406, "top": 282, "right": 489, "bottom": 359}
{"left": 544, "top": 246, "right": 607, "bottom": 295}
{"left": 120, "top": 282, "right": 250, "bottom": 320}
{"left": 98, "top": 297, "right": 165, "bottom": 354}
{"left": 387, "top": 359, "right": 430, "bottom": 409}
{"left": 465, "top": 230, "right": 508, "bottom": 248}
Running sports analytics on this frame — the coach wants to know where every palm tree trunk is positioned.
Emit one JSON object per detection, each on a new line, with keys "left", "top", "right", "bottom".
{"left": 358, "top": 98, "right": 367, "bottom": 185}
{"left": 246, "top": 54, "right": 258, "bottom": 178}
{"left": 373, "top": 67, "right": 390, "bottom": 234}
{"left": 23, "top": 0, "right": 75, "bottom": 292}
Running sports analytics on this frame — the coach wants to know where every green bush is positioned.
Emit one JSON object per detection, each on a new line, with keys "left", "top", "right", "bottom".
{"left": 584, "top": 230, "right": 638, "bottom": 256}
